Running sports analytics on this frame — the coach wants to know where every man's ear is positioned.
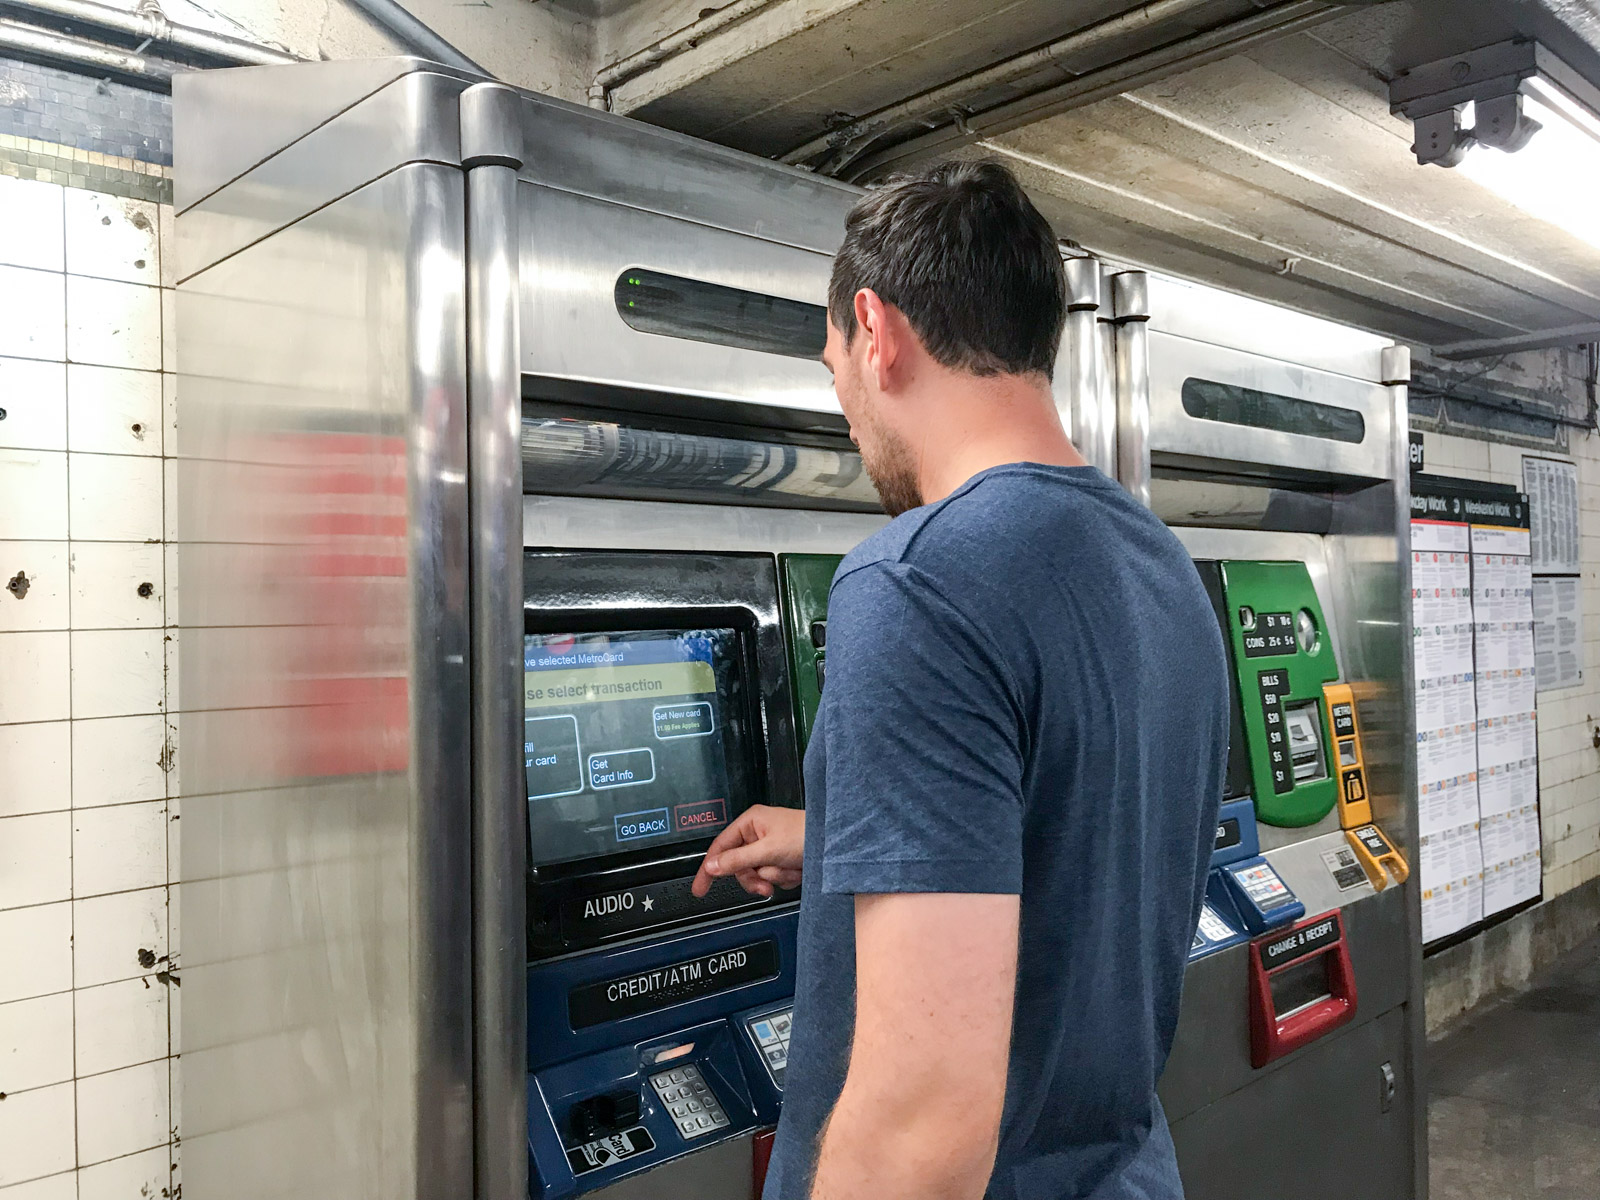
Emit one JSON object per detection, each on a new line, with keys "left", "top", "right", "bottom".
{"left": 854, "top": 288, "right": 900, "bottom": 393}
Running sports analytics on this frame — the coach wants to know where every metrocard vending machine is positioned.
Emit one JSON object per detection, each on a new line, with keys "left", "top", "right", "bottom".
{"left": 175, "top": 57, "right": 1421, "bottom": 1200}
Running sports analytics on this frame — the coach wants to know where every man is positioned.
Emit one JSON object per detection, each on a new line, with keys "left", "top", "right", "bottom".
{"left": 691, "top": 161, "right": 1228, "bottom": 1200}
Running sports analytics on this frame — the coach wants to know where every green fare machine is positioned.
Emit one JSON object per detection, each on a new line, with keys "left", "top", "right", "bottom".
{"left": 1223, "top": 560, "right": 1341, "bottom": 827}
{"left": 779, "top": 555, "right": 840, "bottom": 751}
{"left": 1220, "top": 560, "right": 1408, "bottom": 887}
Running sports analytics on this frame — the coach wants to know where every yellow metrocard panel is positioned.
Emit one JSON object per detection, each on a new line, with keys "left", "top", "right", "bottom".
{"left": 1322, "top": 682, "right": 1373, "bottom": 828}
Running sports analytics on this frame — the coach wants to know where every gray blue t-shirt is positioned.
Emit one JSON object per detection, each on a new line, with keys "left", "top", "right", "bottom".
{"left": 764, "top": 463, "right": 1228, "bottom": 1200}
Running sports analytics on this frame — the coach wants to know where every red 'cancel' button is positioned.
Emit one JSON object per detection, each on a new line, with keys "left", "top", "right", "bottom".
{"left": 675, "top": 798, "right": 728, "bottom": 832}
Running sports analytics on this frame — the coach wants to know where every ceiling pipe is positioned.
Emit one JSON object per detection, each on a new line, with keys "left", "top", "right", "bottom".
{"left": 589, "top": 0, "right": 780, "bottom": 109}
{"left": 781, "top": 0, "right": 1222, "bottom": 168}
{"left": 784, "top": 0, "right": 1334, "bottom": 176}
{"left": 344, "top": 0, "right": 486, "bottom": 76}
{"left": 0, "top": 0, "right": 296, "bottom": 65}
{"left": 0, "top": 14, "right": 173, "bottom": 82}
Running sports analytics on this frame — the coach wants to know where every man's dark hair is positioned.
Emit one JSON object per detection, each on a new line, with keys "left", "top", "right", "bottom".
{"left": 828, "top": 160, "right": 1067, "bottom": 379}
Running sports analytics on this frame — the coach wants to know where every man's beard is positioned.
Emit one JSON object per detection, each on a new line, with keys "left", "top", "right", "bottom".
{"left": 862, "top": 426, "right": 922, "bottom": 518}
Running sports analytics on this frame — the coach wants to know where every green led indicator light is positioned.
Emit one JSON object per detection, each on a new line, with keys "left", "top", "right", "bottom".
{"left": 628, "top": 300, "right": 635, "bottom": 307}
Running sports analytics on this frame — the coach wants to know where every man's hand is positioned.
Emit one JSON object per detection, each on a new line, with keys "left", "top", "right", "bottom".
{"left": 809, "top": 892, "right": 1020, "bottom": 1200}
{"left": 691, "top": 805, "right": 805, "bottom": 898}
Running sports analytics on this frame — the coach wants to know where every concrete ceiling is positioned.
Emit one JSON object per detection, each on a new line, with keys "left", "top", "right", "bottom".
{"left": 591, "top": 0, "right": 1600, "bottom": 350}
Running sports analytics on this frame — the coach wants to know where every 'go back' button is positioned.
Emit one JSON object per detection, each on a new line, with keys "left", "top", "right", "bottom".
{"left": 615, "top": 809, "right": 671, "bottom": 842}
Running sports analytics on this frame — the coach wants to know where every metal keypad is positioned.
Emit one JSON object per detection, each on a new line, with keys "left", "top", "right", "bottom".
{"left": 648, "top": 1064, "right": 730, "bottom": 1140}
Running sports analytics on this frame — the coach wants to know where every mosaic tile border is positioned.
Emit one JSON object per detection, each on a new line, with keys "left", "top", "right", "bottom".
{"left": 0, "top": 134, "right": 172, "bottom": 204}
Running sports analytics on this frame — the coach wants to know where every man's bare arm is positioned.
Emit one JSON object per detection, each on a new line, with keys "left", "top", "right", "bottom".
{"left": 809, "top": 891, "right": 1020, "bottom": 1200}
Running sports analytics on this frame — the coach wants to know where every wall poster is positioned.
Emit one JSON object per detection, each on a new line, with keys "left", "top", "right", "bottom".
{"left": 1411, "top": 475, "right": 1543, "bottom": 947}
{"left": 1523, "top": 455, "right": 1583, "bottom": 693}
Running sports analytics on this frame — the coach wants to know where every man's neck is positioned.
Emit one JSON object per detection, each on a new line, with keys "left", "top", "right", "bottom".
{"left": 914, "top": 372, "right": 1086, "bottom": 506}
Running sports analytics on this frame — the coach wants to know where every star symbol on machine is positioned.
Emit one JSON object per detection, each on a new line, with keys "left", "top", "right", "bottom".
{"left": 642, "top": 895, "right": 654, "bottom": 911}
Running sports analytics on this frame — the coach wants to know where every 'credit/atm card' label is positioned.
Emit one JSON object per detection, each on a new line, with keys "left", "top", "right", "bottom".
{"left": 568, "top": 939, "right": 781, "bottom": 1029}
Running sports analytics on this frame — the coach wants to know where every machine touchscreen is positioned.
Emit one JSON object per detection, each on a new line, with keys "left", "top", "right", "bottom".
{"left": 525, "top": 628, "right": 746, "bottom": 866}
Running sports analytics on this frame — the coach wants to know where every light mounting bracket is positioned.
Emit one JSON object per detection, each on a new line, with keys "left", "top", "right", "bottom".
{"left": 1389, "top": 38, "right": 1600, "bottom": 166}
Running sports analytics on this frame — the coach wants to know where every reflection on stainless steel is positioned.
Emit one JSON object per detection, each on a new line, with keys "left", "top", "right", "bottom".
{"left": 176, "top": 151, "right": 474, "bottom": 1200}
{"left": 521, "top": 415, "right": 881, "bottom": 511}
{"left": 519, "top": 185, "right": 842, "bottom": 416}
{"left": 461, "top": 79, "right": 528, "bottom": 1200}
{"left": 1112, "top": 270, "right": 1151, "bottom": 507}
{"left": 1062, "top": 255, "right": 1100, "bottom": 459}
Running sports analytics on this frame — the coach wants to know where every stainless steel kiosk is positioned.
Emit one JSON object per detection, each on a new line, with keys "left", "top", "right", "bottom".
{"left": 175, "top": 57, "right": 1420, "bottom": 1200}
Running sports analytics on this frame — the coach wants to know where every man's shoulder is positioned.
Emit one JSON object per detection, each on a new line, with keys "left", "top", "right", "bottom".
{"left": 838, "top": 465, "right": 1136, "bottom": 588}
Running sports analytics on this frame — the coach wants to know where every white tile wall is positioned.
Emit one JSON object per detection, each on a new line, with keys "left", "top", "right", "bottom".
{"left": 75, "top": 1059, "right": 169, "bottom": 1166}
{"left": 0, "top": 1170, "right": 76, "bottom": 1200}
{"left": 73, "top": 888, "right": 167, "bottom": 991}
{"left": 68, "top": 452, "right": 163, "bottom": 542}
{"left": 0, "top": 903, "right": 73, "bottom": 1005}
{"left": 66, "top": 365, "right": 162, "bottom": 456}
{"left": 77, "top": 1146, "right": 169, "bottom": 1200}
{"left": 0, "top": 1081, "right": 76, "bottom": 1187}
{"left": 0, "top": 357, "right": 67, "bottom": 452}
{"left": 70, "top": 629, "right": 165, "bottom": 719}
{"left": 73, "top": 801, "right": 167, "bottom": 898}
{"left": 0, "top": 722, "right": 70, "bottom": 818}
{"left": 0, "top": 543, "right": 69, "bottom": 633}
{"left": 70, "top": 542, "right": 164, "bottom": 629}
{"left": 0, "top": 811, "right": 71, "bottom": 910}
{"left": 0, "top": 175, "right": 65, "bottom": 272}
{"left": 0, "top": 992, "right": 75, "bottom": 1093}
{"left": 63, "top": 191, "right": 159, "bottom": 288}
{"left": 0, "top": 450, "right": 68, "bottom": 541}
{"left": 0, "top": 180, "right": 177, "bottom": 1197}
{"left": 71, "top": 715, "right": 166, "bottom": 808}
{"left": 0, "top": 267, "right": 66, "bottom": 361}
{"left": 73, "top": 979, "right": 167, "bottom": 1078}
{"left": 0, "top": 632, "right": 70, "bottom": 724}
{"left": 66, "top": 276, "right": 161, "bottom": 371}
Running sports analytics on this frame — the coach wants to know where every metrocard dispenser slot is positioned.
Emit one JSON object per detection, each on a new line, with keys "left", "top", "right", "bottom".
{"left": 1322, "top": 682, "right": 1410, "bottom": 890}
{"left": 1248, "top": 910, "right": 1357, "bottom": 1068}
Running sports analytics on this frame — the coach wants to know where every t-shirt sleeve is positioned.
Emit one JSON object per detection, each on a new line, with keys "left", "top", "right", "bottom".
{"left": 818, "top": 560, "right": 1026, "bottom": 896}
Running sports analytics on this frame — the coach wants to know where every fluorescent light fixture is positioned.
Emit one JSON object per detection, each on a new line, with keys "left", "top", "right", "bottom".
{"left": 1391, "top": 40, "right": 1600, "bottom": 245}
{"left": 1457, "top": 82, "right": 1600, "bottom": 247}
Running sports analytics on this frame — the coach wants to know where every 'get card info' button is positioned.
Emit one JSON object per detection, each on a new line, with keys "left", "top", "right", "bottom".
{"left": 589, "top": 748, "right": 655, "bottom": 790}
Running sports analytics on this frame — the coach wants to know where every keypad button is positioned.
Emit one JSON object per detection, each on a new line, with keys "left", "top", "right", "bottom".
{"left": 696, "top": 1116, "right": 712, "bottom": 1129}
{"left": 679, "top": 1119, "right": 697, "bottom": 1135}
{"left": 669, "top": 1070, "right": 686, "bottom": 1084}
{"left": 686, "top": 1099, "right": 702, "bottom": 1113}
{"left": 671, "top": 1103, "right": 687, "bottom": 1118}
